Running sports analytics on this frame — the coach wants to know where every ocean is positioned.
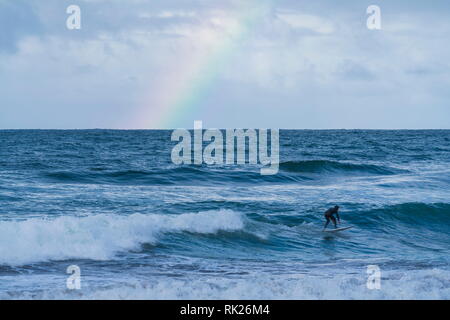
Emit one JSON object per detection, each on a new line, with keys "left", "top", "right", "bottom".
{"left": 0, "top": 129, "right": 449, "bottom": 299}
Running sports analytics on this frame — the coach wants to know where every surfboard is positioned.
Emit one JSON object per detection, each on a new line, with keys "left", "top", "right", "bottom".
{"left": 323, "top": 226, "right": 353, "bottom": 232}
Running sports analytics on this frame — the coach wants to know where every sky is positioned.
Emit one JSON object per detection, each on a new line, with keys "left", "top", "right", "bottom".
{"left": 0, "top": 0, "right": 449, "bottom": 129}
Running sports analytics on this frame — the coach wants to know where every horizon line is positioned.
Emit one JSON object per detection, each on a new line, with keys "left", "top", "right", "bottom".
{"left": 1, "top": 128, "right": 449, "bottom": 131}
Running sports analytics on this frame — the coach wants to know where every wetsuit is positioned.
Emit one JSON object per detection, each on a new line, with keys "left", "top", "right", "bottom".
{"left": 323, "top": 206, "right": 340, "bottom": 229}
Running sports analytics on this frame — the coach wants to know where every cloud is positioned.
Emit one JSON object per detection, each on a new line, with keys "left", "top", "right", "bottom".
{"left": 139, "top": 10, "right": 197, "bottom": 19}
{"left": 0, "top": 1, "right": 43, "bottom": 53}
{"left": 276, "top": 12, "right": 334, "bottom": 34}
{"left": 337, "top": 60, "right": 376, "bottom": 81}
{"left": 0, "top": 0, "right": 450, "bottom": 128}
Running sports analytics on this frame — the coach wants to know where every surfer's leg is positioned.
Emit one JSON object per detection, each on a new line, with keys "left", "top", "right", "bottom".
{"left": 323, "top": 217, "right": 330, "bottom": 230}
{"left": 331, "top": 216, "right": 337, "bottom": 228}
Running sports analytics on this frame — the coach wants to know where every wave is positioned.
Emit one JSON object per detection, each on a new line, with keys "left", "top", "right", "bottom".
{"left": 263, "top": 202, "right": 450, "bottom": 234}
{"left": 39, "top": 160, "right": 407, "bottom": 186}
{"left": 347, "top": 202, "right": 450, "bottom": 226}
{"left": 279, "top": 160, "right": 407, "bottom": 175}
{"left": 1, "top": 201, "right": 448, "bottom": 266}
{"left": 41, "top": 167, "right": 306, "bottom": 185}
{"left": 0, "top": 210, "right": 245, "bottom": 266}
{"left": 3, "top": 268, "right": 449, "bottom": 299}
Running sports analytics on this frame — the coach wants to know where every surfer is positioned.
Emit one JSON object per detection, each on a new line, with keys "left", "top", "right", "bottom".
{"left": 323, "top": 205, "right": 340, "bottom": 230}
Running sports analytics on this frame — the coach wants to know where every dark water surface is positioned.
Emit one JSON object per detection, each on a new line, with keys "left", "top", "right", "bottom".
{"left": 0, "top": 130, "right": 449, "bottom": 299}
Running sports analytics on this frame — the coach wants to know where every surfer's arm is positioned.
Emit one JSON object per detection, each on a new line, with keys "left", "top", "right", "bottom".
{"left": 336, "top": 212, "right": 340, "bottom": 223}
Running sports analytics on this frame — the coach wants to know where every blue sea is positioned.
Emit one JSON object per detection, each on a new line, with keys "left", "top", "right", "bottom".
{"left": 0, "top": 130, "right": 449, "bottom": 299}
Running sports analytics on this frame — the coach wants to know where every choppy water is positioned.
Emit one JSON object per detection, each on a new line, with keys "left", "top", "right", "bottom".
{"left": 0, "top": 130, "right": 449, "bottom": 299}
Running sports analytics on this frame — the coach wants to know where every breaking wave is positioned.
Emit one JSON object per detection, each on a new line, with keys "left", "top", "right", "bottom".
{"left": 0, "top": 210, "right": 245, "bottom": 266}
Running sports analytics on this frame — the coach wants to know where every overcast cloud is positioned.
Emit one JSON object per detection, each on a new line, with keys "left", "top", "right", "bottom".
{"left": 1, "top": 0, "right": 449, "bottom": 128}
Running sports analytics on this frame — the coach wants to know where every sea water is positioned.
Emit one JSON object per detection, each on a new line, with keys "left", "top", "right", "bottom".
{"left": 0, "top": 130, "right": 449, "bottom": 299}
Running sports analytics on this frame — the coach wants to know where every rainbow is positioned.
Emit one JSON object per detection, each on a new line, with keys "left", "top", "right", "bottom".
{"left": 131, "top": 1, "right": 274, "bottom": 129}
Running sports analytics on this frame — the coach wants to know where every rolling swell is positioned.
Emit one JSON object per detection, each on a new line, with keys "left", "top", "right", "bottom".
{"left": 41, "top": 167, "right": 304, "bottom": 185}
{"left": 246, "top": 202, "right": 450, "bottom": 232}
{"left": 347, "top": 202, "right": 450, "bottom": 227}
{"left": 40, "top": 160, "right": 407, "bottom": 186}
{"left": 279, "top": 160, "right": 407, "bottom": 175}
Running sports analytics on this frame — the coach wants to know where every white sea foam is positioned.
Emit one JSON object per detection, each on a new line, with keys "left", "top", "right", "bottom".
{"left": 2, "top": 268, "right": 449, "bottom": 300}
{"left": 0, "top": 209, "right": 245, "bottom": 266}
